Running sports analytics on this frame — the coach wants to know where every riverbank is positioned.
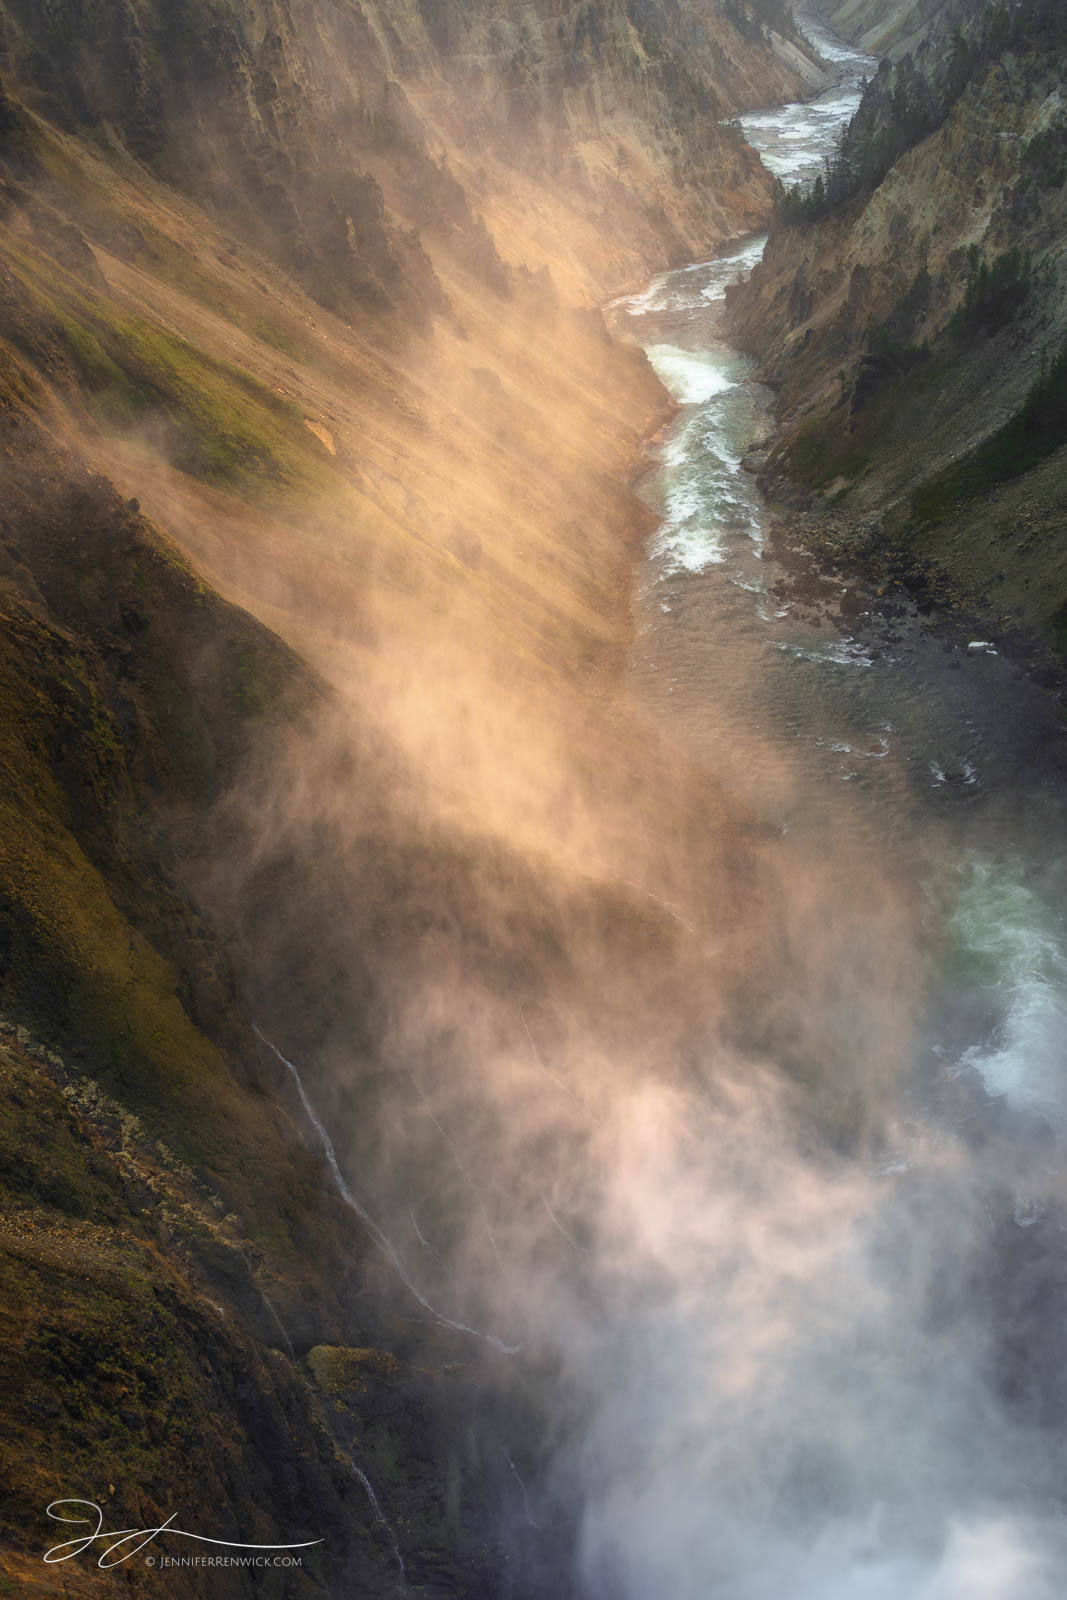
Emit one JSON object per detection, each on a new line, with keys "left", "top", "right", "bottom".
{"left": 724, "top": 4, "right": 1067, "bottom": 670}
{"left": 761, "top": 499, "right": 1067, "bottom": 696}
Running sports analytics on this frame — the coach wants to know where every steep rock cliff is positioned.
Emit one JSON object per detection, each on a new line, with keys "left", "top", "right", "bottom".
{"left": 0, "top": 0, "right": 825, "bottom": 307}
{"left": 726, "top": 0, "right": 1067, "bottom": 662}
{"left": 0, "top": 0, "right": 782, "bottom": 1589}
{"left": 809, "top": 0, "right": 985, "bottom": 58}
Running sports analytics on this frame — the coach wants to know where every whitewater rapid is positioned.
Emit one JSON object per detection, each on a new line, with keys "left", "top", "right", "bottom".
{"left": 610, "top": 19, "right": 1067, "bottom": 1136}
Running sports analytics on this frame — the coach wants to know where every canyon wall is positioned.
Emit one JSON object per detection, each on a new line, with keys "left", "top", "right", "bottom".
{"left": 0, "top": 0, "right": 824, "bottom": 304}
{"left": 0, "top": 0, "right": 815, "bottom": 1592}
{"left": 727, "top": 0, "right": 1067, "bottom": 664}
{"left": 809, "top": 0, "right": 986, "bottom": 58}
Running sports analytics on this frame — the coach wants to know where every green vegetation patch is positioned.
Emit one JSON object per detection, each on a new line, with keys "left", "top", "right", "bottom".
{"left": 948, "top": 246, "right": 1035, "bottom": 340}
{"left": 71, "top": 310, "right": 319, "bottom": 491}
{"left": 850, "top": 265, "right": 934, "bottom": 412}
{"left": 123, "top": 220, "right": 306, "bottom": 359}
{"left": 1, "top": 241, "right": 329, "bottom": 499}
{"left": 307, "top": 1345, "right": 402, "bottom": 1397}
{"left": 912, "top": 332, "right": 1067, "bottom": 523}
{"left": 781, "top": 414, "right": 871, "bottom": 490}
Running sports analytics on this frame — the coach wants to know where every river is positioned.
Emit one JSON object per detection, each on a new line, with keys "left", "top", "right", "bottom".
{"left": 611, "top": 19, "right": 1067, "bottom": 1136}
{"left": 583, "top": 16, "right": 1067, "bottom": 1598}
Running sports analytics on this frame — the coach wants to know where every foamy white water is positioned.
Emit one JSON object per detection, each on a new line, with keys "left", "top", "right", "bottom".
{"left": 645, "top": 344, "right": 738, "bottom": 405}
{"left": 948, "top": 860, "right": 1067, "bottom": 1121}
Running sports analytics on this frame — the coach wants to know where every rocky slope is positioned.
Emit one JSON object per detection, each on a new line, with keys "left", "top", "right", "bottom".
{"left": 0, "top": 0, "right": 824, "bottom": 305}
{"left": 0, "top": 367, "right": 570, "bottom": 1596}
{"left": 809, "top": 0, "right": 986, "bottom": 58}
{"left": 727, "top": 0, "right": 1067, "bottom": 664}
{"left": 0, "top": 0, "right": 813, "bottom": 1591}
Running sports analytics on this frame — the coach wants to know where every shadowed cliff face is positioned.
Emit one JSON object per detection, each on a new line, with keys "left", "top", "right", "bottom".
{"left": 725, "top": 0, "right": 1067, "bottom": 665}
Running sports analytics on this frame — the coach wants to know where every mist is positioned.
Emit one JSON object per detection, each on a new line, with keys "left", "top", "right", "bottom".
{"left": 189, "top": 502, "right": 1067, "bottom": 1600}
{"left": 182, "top": 17, "right": 1067, "bottom": 1586}
{"left": 169, "top": 229, "right": 1067, "bottom": 1600}
{"left": 3, "top": 0, "right": 1066, "bottom": 1591}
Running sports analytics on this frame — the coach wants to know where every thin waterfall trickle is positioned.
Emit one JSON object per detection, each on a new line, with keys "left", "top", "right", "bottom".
{"left": 409, "top": 1204, "right": 451, "bottom": 1274}
{"left": 352, "top": 1461, "right": 406, "bottom": 1583}
{"left": 541, "top": 1193, "right": 592, "bottom": 1254}
{"left": 500, "top": 1444, "right": 539, "bottom": 1530}
{"left": 255, "top": 1028, "right": 521, "bottom": 1355}
{"left": 259, "top": 1288, "right": 296, "bottom": 1362}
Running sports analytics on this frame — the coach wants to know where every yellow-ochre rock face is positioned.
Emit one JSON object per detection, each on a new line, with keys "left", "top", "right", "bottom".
{"left": 0, "top": 0, "right": 824, "bottom": 305}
